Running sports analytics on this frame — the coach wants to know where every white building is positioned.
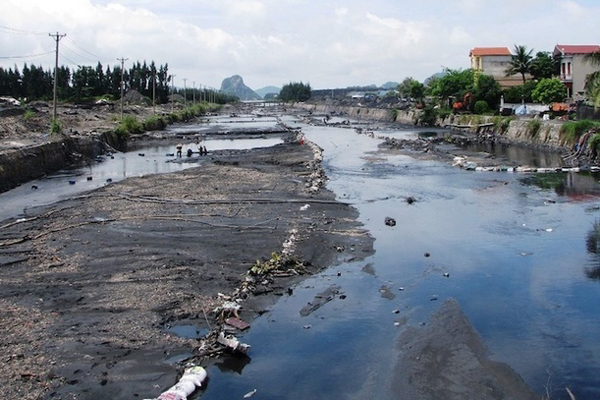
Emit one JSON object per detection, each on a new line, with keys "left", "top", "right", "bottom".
{"left": 553, "top": 44, "right": 600, "bottom": 98}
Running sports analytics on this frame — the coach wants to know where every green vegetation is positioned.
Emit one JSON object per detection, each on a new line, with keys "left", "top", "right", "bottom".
{"left": 416, "top": 105, "right": 439, "bottom": 126}
{"left": 588, "top": 133, "right": 600, "bottom": 157}
{"left": 22, "top": 109, "right": 36, "bottom": 121}
{"left": 279, "top": 81, "right": 311, "bottom": 102}
{"left": 584, "top": 51, "right": 600, "bottom": 108}
{"left": 249, "top": 252, "right": 304, "bottom": 276}
{"left": 505, "top": 45, "right": 533, "bottom": 84}
{"left": 502, "top": 80, "right": 537, "bottom": 103}
{"left": 391, "top": 108, "right": 398, "bottom": 122}
{"left": 529, "top": 51, "right": 559, "bottom": 80}
{"left": 559, "top": 120, "right": 600, "bottom": 146}
{"left": 531, "top": 78, "right": 567, "bottom": 105}
{"left": 473, "top": 100, "right": 489, "bottom": 114}
{"left": 491, "top": 116, "right": 513, "bottom": 133}
{"left": 50, "top": 118, "right": 62, "bottom": 134}
{"left": 142, "top": 114, "right": 168, "bottom": 131}
{"left": 115, "top": 115, "right": 142, "bottom": 138}
{"left": 527, "top": 119, "right": 541, "bottom": 139}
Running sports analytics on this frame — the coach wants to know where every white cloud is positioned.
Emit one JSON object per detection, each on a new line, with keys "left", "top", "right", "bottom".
{"left": 0, "top": 0, "right": 599, "bottom": 90}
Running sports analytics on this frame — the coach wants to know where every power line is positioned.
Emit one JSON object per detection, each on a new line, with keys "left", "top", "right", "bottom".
{"left": 0, "top": 25, "right": 47, "bottom": 36}
{"left": 64, "top": 37, "right": 104, "bottom": 62}
{"left": 0, "top": 50, "right": 54, "bottom": 60}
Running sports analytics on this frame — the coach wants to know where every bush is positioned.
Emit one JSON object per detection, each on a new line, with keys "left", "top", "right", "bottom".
{"left": 115, "top": 115, "right": 143, "bottom": 138}
{"left": 473, "top": 100, "right": 489, "bottom": 114}
{"left": 559, "top": 120, "right": 600, "bottom": 146}
{"left": 143, "top": 115, "right": 167, "bottom": 131}
{"left": 391, "top": 108, "right": 398, "bottom": 122}
{"left": 417, "top": 105, "right": 439, "bottom": 126}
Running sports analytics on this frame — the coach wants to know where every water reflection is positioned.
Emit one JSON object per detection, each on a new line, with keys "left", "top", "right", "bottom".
{"left": 585, "top": 221, "right": 600, "bottom": 280}
{"left": 521, "top": 172, "right": 600, "bottom": 200}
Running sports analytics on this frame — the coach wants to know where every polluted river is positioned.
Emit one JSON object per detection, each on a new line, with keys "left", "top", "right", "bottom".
{"left": 2, "top": 108, "right": 600, "bottom": 399}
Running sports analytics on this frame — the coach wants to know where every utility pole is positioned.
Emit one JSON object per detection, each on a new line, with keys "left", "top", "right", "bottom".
{"left": 192, "top": 81, "right": 196, "bottom": 105}
{"left": 117, "top": 57, "right": 128, "bottom": 120}
{"left": 152, "top": 66, "right": 156, "bottom": 115}
{"left": 49, "top": 32, "right": 66, "bottom": 126}
{"left": 183, "top": 78, "right": 187, "bottom": 108}
{"left": 170, "top": 74, "right": 176, "bottom": 113}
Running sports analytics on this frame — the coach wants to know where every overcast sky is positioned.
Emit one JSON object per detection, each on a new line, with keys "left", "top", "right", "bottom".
{"left": 1, "top": 0, "right": 599, "bottom": 91}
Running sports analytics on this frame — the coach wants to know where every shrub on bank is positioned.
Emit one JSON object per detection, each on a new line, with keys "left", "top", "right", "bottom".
{"left": 559, "top": 120, "right": 600, "bottom": 146}
{"left": 527, "top": 119, "right": 541, "bottom": 139}
{"left": 143, "top": 114, "right": 168, "bottom": 131}
{"left": 473, "top": 100, "right": 489, "bottom": 115}
{"left": 115, "top": 115, "right": 143, "bottom": 138}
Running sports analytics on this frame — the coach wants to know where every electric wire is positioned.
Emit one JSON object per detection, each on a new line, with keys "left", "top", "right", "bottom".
{"left": 0, "top": 25, "right": 47, "bottom": 36}
{"left": 0, "top": 50, "right": 55, "bottom": 60}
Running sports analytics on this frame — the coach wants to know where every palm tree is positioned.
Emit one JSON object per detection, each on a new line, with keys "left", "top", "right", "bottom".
{"left": 505, "top": 45, "right": 533, "bottom": 84}
{"left": 584, "top": 51, "right": 600, "bottom": 108}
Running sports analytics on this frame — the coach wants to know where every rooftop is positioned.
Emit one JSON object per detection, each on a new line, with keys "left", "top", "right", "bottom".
{"left": 553, "top": 44, "right": 600, "bottom": 56}
{"left": 469, "top": 47, "right": 512, "bottom": 57}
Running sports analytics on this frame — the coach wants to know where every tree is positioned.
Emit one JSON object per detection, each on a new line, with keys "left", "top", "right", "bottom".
{"left": 584, "top": 51, "right": 600, "bottom": 108}
{"left": 397, "top": 77, "right": 416, "bottom": 98}
{"left": 409, "top": 80, "right": 425, "bottom": 101}
{"left": 426, "top": 68, "right": 474, "bottom": 107}
{"left": 505, "top": 45, "right": 533, "bottom": 84}
{"left": 529, "top": 51, "right": 557, "bottom": 80}
{"left": 531, "top": 78, "right": 567, "bottom": 105}
{"left": 473, "top": 74, "right": 501, "bottom": 110}
{"left": 279, "top": 81, "right": 311, "bottom": 102}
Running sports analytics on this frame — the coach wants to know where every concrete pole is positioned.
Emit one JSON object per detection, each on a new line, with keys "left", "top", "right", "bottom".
{"left": 49, "top": 32, "right": 66, "bottom": 125}
{"left": 118, "top": 57, "right": 128, "bottom": 120}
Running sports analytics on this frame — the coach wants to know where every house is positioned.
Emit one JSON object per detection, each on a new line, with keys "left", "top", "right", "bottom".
{"left": 469, "top": 47, "right": 523, "bottom": 88}
{"left": 553, "top": 44, "right": 600, "bottom": 99}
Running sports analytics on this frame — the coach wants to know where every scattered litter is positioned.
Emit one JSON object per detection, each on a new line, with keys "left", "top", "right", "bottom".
{"left": 406, "top": 196, "right": 416, "bottom": 205}
{"left": 243, "top": 389, "right": 257, "bottom": 398}
{"left": 424, "top": 252, "right": 430, "bottom": 258}
{"left": 394, "top": 321, "right": 401, "bottom": 327}
{"left": 143, "top": 366, "right": 207, "bottom": 400}
{"left": 443, "top": 273, "right": 450, "bottom": 278}
{"left": 303, "top": 325, "right": 312, "bottom": 329}
{"left": 217, "top": 332, "right": 251, "bottom": 355}
{"left": 69, "top": 180, "right": 76, "bottom": 185}
{"left": 399, "top": 287, "right": 405, "bottom": 291}
{"left": 430, "top": 295, "right": 439, "bottom": 301}
{"left": 225, "top": 317, "right": 250, "bottom": 331}
{"left": 385, "top": 217, "right": 396, "bottom": 227}
{"left": 300, "top": 204, "right": 310, "bottom": 211}
{"left": 393, "top": 309, "right": 400, "bottom": 314}
{"left": 31, "top": 185, "right": 38, "bottom": 190}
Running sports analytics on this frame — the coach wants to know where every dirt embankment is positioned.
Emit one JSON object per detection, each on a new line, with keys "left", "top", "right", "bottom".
{"left": 0, "top": 138, "right": 374, "bottom": 399}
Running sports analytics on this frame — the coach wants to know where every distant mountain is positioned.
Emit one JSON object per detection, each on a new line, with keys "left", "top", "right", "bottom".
{"left": 255, "top": 86, "right": 281, "bottom": 98}
{"left": 220, "top": 75, "right": 261, "bottom": 101}
{"left": 381, "top": 81, "right": 399, "bottom": 89}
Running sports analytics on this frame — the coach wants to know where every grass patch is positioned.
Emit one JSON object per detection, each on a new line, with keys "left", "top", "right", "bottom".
{"left": 559, "top": 120, "right": 600, "bottom": 146}
{"left": 115, "top": 115, "right": 143, "bottom": 138}
{"left": 527, "top": 119, "right": 541, "bottom": 139}
{"left": 50, "top": 118, "right": 62, "bottom": 134}
{"left": 22, "top": 109, "right": 36, "bottom": 121}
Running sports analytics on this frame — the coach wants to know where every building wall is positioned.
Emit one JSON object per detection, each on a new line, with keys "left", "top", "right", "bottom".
{"left": 573, "top": 55, "right": 598, "bottom": 96}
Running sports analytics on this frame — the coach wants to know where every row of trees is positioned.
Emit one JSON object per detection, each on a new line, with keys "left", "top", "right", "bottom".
{"left": 0, "top": 61, "right": 174, "bottom": 103}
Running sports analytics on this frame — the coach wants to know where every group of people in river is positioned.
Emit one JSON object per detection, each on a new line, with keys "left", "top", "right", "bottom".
{"left": 175, "top": 142, "right": 208, "bottom": 158}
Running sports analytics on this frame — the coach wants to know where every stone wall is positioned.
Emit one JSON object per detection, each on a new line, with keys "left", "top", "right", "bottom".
{"left": 295, "top": 103, "right": 567, "bottom": 150}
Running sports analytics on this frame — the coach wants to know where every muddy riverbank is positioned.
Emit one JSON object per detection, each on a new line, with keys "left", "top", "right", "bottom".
{"left": 0, "top": 137, "right": 373, "bottom": 399}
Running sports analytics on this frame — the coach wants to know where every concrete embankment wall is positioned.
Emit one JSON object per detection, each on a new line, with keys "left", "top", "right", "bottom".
{"left": 295, "top": 103, "right": 566, "bottom": 150}
{"left": 0, "top": 135, "right": 108, "bottom": 193}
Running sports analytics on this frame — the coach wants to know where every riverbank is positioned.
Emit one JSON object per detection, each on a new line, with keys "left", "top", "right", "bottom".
{"left": 0, "top": 135, "right": 374, "bottom": 399}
